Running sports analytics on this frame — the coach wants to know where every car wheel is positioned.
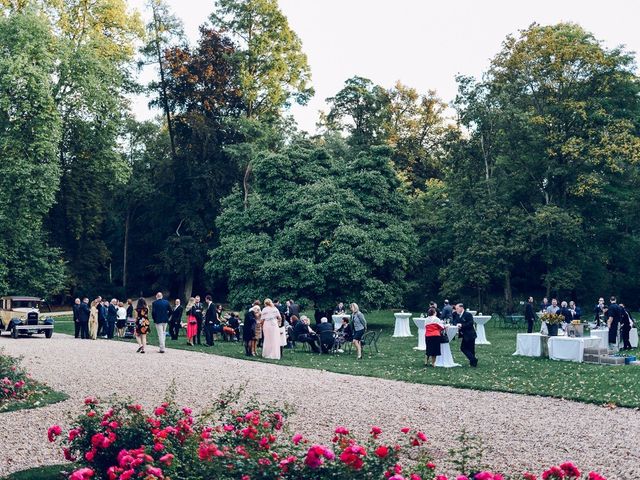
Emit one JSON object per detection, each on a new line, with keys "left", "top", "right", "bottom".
{"left": 11, "top": 327, "right": 18, "bottom": 339}
{"left": 45, "top": 329, "right": 53, "bottom": 339}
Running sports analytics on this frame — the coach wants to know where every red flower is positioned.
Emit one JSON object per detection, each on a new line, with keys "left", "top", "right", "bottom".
{"left": 154, "top": 406, "right": 166, "bottom": 416}
{"left": 587, "top": 473, "right": 606, "bottom": 480}
{"left": 63, "top": 448, "right": 76, "bottom": 461}
{"left": 522, "top": 474, "right": 537, "bottom": 480}
{"left": 401, "top": 427, "right": 410, "bottom": 434}
{"left": 292, "top": 433, "right": 304, "bottom": 445}
{"left": 335, "top": 426, "right": 350, "bottom": 435}
{"left": 47, "top": 425, "right": 62, "bottom": 442}
{"left": 416, "top": 431, "right": 427, "bottom": 442}
{"left": 410, "top": 475, "right": 422, "bottom": 480}
{"left": 85, "top": 449, "right": 96, "bottom": 462}
{"left": 304, "top": 445, "right": 334, "bottom": 469}
{"left": 87, "top": 411, "right": 96, "bottom": 418}
{"left": 84, "top": 397, "right": 97, "bottom": 405}
{"left": 69, "top": 468, "right": 94, "bottom": 480}
{"left": 370, "top": 426, "right": 382, "bottom": 438}
{"left": 542, "top": 466, "right": 565, "bottom": 480}
{"left": 560, "top": 463, "right": 581, "bottom": 478}
{"left": 340, "top": 444, "right": 367, "bottom": 470}
{"left": 374, "top": 446, "right": 389, "bottom": 458}
{"left": 427, "top": 462, "right": 436, "bottom": 469}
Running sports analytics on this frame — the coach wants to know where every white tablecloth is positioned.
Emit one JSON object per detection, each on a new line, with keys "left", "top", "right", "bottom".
{"left": 393, "top": 312, "right": 412, "bottom": 337}
{"left": 630, "top": 328, "right": 639, "bottom": 348}
{"left": 413, "top": 317, "right": 427, "bottom": 350}
{"left": 582, "top": 336, "right": 602, "bottom": 349}
{"left": 474, "top": 315, "right": 491, "bottom": 345}
{"left": 446, "top": 325, "right": 458, "bottom": 341}
{"left": 513, "top": 333, "right": 544, "bottom": 357}
{"left": 590, "top": 329, "right": 609, "bottom": 349}
{"left": 548, "top": 336, "right": 587, "bottom": 362}
{"left": 332, "top": 314, "right": 345, "bottom": 331}
{"left": 434, "top": 342, "right": 460, "bottom": 368}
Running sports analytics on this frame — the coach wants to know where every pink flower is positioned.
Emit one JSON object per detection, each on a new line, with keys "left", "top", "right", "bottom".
{"left": 85, "top": 449, "right": 96, "bottom": 462}
{"left": 339, "top": 444, "right": 367, "bottom": 470}
{"left": 401, "top": 427, "right": 411, "bottom": 434}
{"left": 87, "top": 411, "right": 96, "bottom": 418}
{"left": 304, "top": 445, "right": 334, "bottom": 469}
{"left": 182, "top": 407, "right": 192, "bottom": 415}
{"left": 560, "top": 463, "right": 581, "bottom": 478}
{"left": 241, "top": 476, "right": 250, "bottom": 480}
{"left": 542, "top": 466, "right": 565, "bottom": 480}
{"left": 416, "top": 431, "right": 427, "bottom": 442}
{"left": 47, "top": 425, "right": 62, "bottom": 442}
{"left": 335, "top": 426, "right": 350, "bottom": 435}
{"left": 292, "top": 433, "right": 304, "bottom": 445}
{"left": 84, "top": 397, "right": 97, "bottom": 405}
{"left": 154, "top": 406, "right": 166, "bottom": 416}
{"left": 522, "top": 474, "right": 537, "bottom": 480}
{"left": 427, "top": 462, "right": 436, "bottom": 469}
{"left": 436, "top": 476, "right": 449, "bottom": 480}
{"left": 587, "top": 473, "right": 606, "bottom": 480}
{"left": 63, "top": 448, "right": 76, "bottom": 461}
{"left": 410, "top": 475, "right": 422, "bottom": 480}
{"left": 153, "top": 442, "right": 164, "bottom": 452}
{"left": 375, "top": 446, "right": 389, "bottom": 458}
{"left": 69, "top": 468, "right": 94, "bottom": 480}
{"left": 456, "top": 476, "right": 469, "bottom": 480}
{"left": 370, "top": 426, "right": 382, "bottom": 438}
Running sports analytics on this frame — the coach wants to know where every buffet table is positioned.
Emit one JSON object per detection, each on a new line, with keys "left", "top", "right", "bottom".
{"left": 548, "top": 336, "right": 602, "bottom": 363}
{"left": 393, "top": 312, "right": 413, "bottom": 337}
{"left": 513, "top": 333, "right": 545, "bottom": 357}
{"left": 332, "top": 315, "right": 345, "bottom": 331}
{"left": 474, "top": 315, "right": 491, "bottom": 345}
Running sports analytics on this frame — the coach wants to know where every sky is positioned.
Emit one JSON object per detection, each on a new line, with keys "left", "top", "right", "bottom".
{"left": 128, "top": 0, "right": 640, "bottom": 133}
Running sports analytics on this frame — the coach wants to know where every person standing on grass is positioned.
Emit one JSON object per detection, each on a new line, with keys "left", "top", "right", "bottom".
{"left": 97, "top": 298, "right": 107, "bottom": 338}
{"left": 261, "top": 298, "right": 282, "bottom": 360}
{"left": 184, "top": 297, "right": 197, "bottom": 346}
{"left": 350, "top": 303, "right": 367, "bottom": 360}
{"left": 168, "top": 298, "right": 183, "bottom": 341}
{"left": 73, "top": 298, "right": 81, "bottom": 338}
{"left": 116, "top": 301, "right": 127, "bottom": 338}
{"left": 525, "top": 296, "right": 536, "bottom": 333}
{"left": 78, "top": 297, "right": 90, "bottom": 339}
{"left": 191, "top": 295, "right": 204, "bottom": 345}
{"left": 204, "top": 295, "right": 216, "bottom": 347}
{"left": 607, "top": 296, "right": 622, "bottom": 349}
{"left": 620, "top": 303, "right": 634, "bottom": 351}
{"left": 152, "top": 292, "right": 171, "bottom": 353}
{"left": 135, "top": 298, "right": 150, "bottom": 353}
{"left": 243, "top": 305, "right": 258, "bottom": 356}
{"left": 424, "top": 307, "right": 444, "bottom": 367}
{"left": 106, "top": 299, "right": 118, "bottom": 339}
{"left": 88, "top": 299, "right": 99, "bottom": 340}
{"left": 456, "top": 303, "right": 478, "bottom": 367}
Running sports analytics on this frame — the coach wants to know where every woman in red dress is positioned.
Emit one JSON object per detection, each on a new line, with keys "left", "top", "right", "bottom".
{"left": 185, "top": 297, "right": 197, "bottom": 346}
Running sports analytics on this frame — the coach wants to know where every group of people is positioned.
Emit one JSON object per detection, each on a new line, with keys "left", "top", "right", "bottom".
{"left": 524, "top": 296, "right": 635, "bottom": 350}
{"left": 422, "top": 301, "right": 478, "bottom": 368}
{"left": 72, "top": 296, "right": 134, "bottom": 341}
{"left": 242, "top": 300, "right": 368, "bottom": 360}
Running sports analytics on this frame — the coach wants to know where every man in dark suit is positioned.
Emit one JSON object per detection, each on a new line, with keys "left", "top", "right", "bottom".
{"left": 607, "top": 296, "right": 622, "bottom": 348}
{"left": 316, "top": 317, "right": 335, "bottom": 353}
{"left": 203, "top": 295, "right": 216, "bottom": 347}
{"left": 106, "top": 299, "right": 118, "bottom": 339}
{"left": 190, "top": 296, "right": 204, "bottom": 345}
{"left": 151, "top": 292, "right": 171, "bottom": 353}
{"left": 97, "top": 299, "right": 107, "bottom": 338}
{"left": 288, "top": 299, "right": 300, "bottom": 320}
{"left": 525, "top": 297, "right": 536, "bottom": 333}
{"left": 619, "top": 303, "right": 633, "bottom": 351}
{"left": 78, "top": 297, "right": 90, "bottom": 339}
{"left": 168, "top": 299, "right": 183, "bottom": 340}
{"left": 455, "top": 303, "right": 478, "bottom": 367}
{"left": 72, "top": 298, "right": 81, "bottom": 338}
{"left": 293, "top": 315, "right": 320, "bottom": 353}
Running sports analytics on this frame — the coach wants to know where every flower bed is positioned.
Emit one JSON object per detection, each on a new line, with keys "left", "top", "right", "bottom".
{"left": 48, "top": 392, "right": 607, "bottom": 480}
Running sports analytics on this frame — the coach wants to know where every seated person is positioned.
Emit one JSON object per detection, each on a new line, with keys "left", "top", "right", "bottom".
{"left": 293, "top": 315, "right": 320, "bottom": 353}
{"left": 285, "top": 315, "right": 298, "bottom": 348}
{"left": 334, "top": 302, "right": 346, "bottom": 314}
{"left": 336, "top": 317, "right": 352, "bottom": 345}
{"left": 316, "top": 317, "right": 335, "bottom": 353}
{"left": 223, "top": 312, "right": 240, "bottom": 341}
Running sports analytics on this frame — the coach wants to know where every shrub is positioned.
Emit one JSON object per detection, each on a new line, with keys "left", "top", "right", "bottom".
{"left": 0, "top": 349, "right": 34, "bottom": 405}
{"left": 49, "top": 390, "right": 607, "bottom": 480}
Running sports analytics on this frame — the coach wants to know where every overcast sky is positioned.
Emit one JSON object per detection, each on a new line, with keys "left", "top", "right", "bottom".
{"left": 128, "top": 0, "right": 640, "bottom": 133}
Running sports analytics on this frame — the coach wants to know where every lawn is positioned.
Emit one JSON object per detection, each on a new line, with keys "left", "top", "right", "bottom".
{"left": 2, "top": 465, "right": 67, "bottom": 480}
{"left": 50, "top": 311, "right": 640, "bottom": 408}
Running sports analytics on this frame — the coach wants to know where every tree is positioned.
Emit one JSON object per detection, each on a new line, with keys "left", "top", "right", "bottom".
{"left": 0, "top": 12, "right": 66, "bottom": 295}
{"left": 207, "top": 141, "right": 417, "bottom": 309}
{"left": 140, "top": 0, "right": 184, "bottom": 160}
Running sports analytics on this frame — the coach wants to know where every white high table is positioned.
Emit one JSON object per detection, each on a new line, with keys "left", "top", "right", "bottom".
{"left": 628, "top": 328, "right": 639, "bottom": 348}
{"left": 332, "top": 314, "right": 346, "bottom": 331}
{"left": 474, "top": 315, "right": 491, "bottom": 345}
{"left": 446, "top": 325, "right": 458, "bottom": 341}
{"left": 591, "top": 327, "right": 639, "bottom": 349}
{"left": 393, "top": 312, "right": 413, "bottom": 337}
{"left": 435, "top": 341, "right": 460, "bottom": 368}
{"left": 413, "top": 317, "right": 427, "bottom": 350}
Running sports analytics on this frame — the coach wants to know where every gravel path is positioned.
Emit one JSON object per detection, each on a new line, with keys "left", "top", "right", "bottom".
{"left": 0, "top": 335, "right": 638, "bottom": 478}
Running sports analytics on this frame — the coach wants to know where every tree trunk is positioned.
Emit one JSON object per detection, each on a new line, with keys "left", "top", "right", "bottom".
{"left": 243, "top": 162, "right": 252, "bottom": 209}
{"left": 123, "top": 208, "right": 130, "bottom": 292}
{"left": 504, "top": 270, "right": 513, "bottom": 313}
{"left": 183, "top": 270, "right": 194, "bottom": 301}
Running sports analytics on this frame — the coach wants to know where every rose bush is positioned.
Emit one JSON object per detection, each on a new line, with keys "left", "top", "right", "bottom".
{"left": 49, "top": 393, "right": 607, "bottom": 480}
{"left": 0, "top": 350, "right": 34, "bottom": 405}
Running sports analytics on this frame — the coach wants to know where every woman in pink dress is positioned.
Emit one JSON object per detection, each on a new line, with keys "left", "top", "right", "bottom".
{"left": 261, "top": 298, "right": 282, "bottom": 360}
{"left": 185, "top": 297, "right": 197, "bottom": 346}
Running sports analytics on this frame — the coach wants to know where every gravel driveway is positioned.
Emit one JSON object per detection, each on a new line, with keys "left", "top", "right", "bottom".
{"left": 0, "top": 335, "right": 638, "bottom": 478}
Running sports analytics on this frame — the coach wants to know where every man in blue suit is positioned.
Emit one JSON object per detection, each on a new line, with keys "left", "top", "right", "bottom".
{"left": 152, "top": 292, "right": 171, "bottom": 353}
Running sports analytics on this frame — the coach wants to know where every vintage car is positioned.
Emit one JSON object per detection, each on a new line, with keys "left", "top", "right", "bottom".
{"left": 0, "top": 296, "right": 54, "bottom": 338}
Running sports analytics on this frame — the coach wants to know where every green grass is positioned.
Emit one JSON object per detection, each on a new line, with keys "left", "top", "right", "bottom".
{"left": 0, "top": 383, "right": 68, "bottom": 413}
{"left": 1, "top": 465, "right": 67, "bottom": 480}
{"left": 51, "top": 311, "right": 640, "bottom": 408}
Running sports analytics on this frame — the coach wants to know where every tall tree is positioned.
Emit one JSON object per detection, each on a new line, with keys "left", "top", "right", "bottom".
{"left": 0, "top": 12, "right": 66, "bottom": 296}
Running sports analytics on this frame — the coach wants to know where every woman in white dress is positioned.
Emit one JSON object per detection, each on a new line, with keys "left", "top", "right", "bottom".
{"left": 261, "top": 298, "right": 282, "bottom": 360}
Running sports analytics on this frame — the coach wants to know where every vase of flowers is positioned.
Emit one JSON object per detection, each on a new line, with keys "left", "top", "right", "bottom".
{"left": 540, "top": 312, "right": 564, "bottom": 336}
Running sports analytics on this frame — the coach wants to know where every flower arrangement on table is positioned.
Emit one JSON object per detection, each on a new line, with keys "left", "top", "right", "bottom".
{"left": 47, "top": 391, "right": 609, "bottom": 480}
{"left": 540, "top": 313, "right": 564, "bottom": 325}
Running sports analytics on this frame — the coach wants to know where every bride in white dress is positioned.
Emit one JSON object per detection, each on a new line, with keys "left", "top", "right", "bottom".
{"left": 261, "top": 298, "right": 282, "bottom": 360}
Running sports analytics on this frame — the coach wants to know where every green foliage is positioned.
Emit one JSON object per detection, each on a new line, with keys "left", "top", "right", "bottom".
{"left": 208, "top": 142, "right": 417, "bottom": 309}
{"left": 0, "top": 12, "right": 66, "bottom": 296}
{"left": 210, "top": 0, "right": 314, "bottom": 119}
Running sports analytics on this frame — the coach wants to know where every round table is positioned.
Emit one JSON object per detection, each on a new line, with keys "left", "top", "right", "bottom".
{"left": 446, "top": 325, "right": 458, "bottom": 341}
{"left": 332, "top": 314, "right": 346, "bottom": 331}
{"left": 393, "top": 312, "right": 413, "bottom": 337}
{"left": 474, "top": 315, "right": 491, "bottom": 345}
{"left": 434, "top": 342, "right": 460, "bottom": 368}
{"left": 468, "top": 310, "right": 477, "bottom": 316}
{"left": 590, "top": 329, "right": 609, "bottom": 349}
{"left": 413, "top": 317, "right": 427, "bottom": 350}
